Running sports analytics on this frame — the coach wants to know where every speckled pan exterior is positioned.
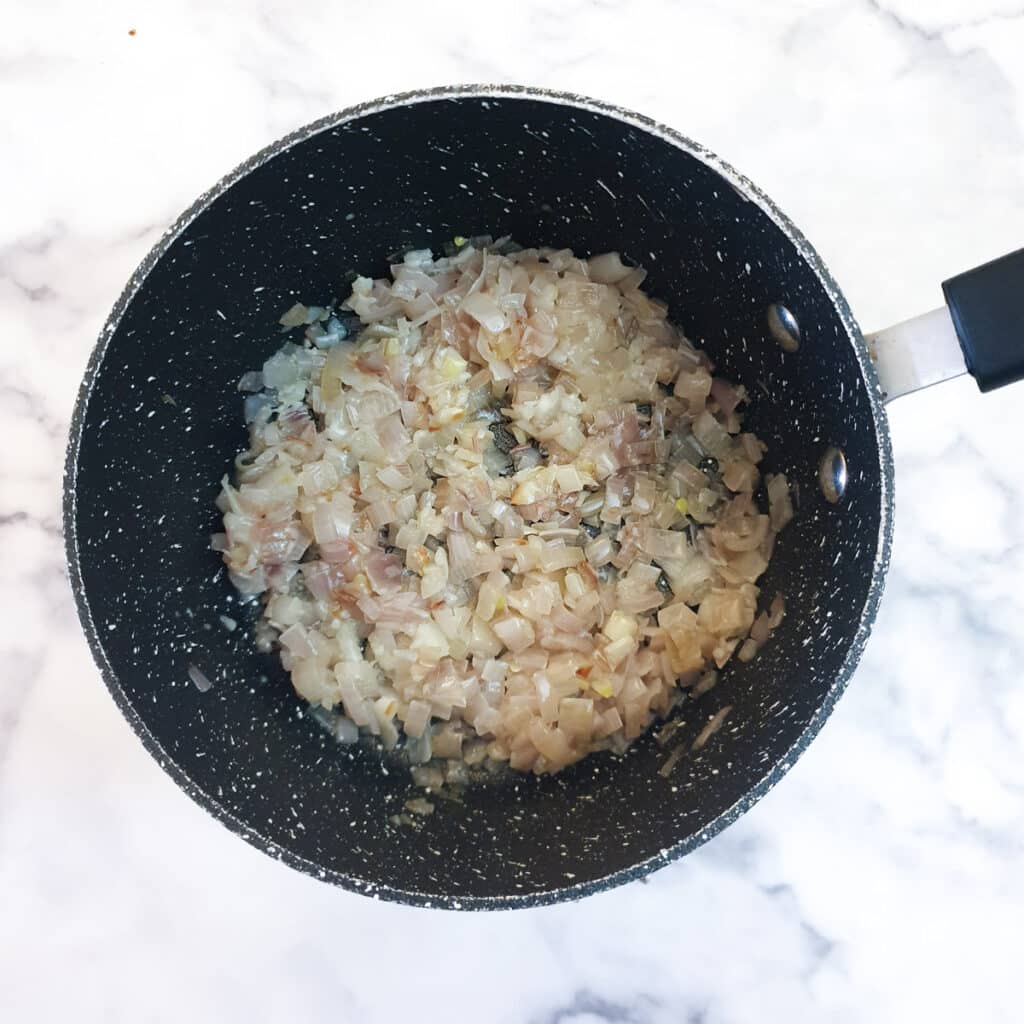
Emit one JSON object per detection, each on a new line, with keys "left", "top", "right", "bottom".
{"left": 63, "top": 85, "right": 894, "bottom": 910}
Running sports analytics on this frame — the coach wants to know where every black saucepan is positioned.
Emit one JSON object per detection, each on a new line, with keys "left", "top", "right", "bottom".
{"left": 64, "top": 86, "right": 1024, "bottom": 908}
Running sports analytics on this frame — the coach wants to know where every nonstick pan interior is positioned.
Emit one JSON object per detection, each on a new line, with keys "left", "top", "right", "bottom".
{"left": 65, "top": 88, "right": 892, "bottom": 907}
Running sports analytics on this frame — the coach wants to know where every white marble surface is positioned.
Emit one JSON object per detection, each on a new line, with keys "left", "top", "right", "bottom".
{"left": 3, "top": 0, "right": 1024, "bottom": 1020}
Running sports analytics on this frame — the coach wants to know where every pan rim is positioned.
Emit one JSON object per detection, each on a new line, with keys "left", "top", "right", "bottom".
{"left": 63, "top": 82, "right": 895, "bottom": 910}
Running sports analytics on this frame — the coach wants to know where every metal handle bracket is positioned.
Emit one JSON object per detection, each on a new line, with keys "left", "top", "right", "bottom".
{"left": 865, "top": 306, "right": 967, "bottom": 403}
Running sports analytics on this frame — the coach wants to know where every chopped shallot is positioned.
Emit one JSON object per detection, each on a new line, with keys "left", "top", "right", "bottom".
{"left": 216, "top": 241, "right": 791, "bottom": 784}
{"left": 187, "top": 663, "right": 213, "bottom": 693}
{"left": 766, "top": 473, "right": 794, "bottom": 531}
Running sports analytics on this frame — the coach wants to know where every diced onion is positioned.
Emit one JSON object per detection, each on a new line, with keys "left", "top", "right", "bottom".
{"left": 187, "top": 663, "right": 213, "bottom": 693}
{"left": 216, "top": 243, "right": 783, "bottom": 784}
{"left": 766, "top": 473, "right": 794, "bottom": 531}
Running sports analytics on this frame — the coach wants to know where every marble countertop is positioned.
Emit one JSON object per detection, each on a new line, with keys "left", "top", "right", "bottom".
{"left": 3, "top": 1, "right": 1024, "bottom": 1020}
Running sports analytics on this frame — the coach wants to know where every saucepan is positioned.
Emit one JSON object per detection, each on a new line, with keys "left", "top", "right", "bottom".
{"left": 64, "top": 85, "right": 1024, "bottom": 908}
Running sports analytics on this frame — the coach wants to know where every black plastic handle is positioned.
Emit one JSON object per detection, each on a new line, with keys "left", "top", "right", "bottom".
{"left": 942, "top": 248, "right": 1024, "bottom": 393}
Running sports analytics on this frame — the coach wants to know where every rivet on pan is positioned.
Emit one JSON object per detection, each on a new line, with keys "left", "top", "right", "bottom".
{"left": 767, "top": 303, "right": 800, "bottom": 353}
{"left": 818, "top": 447, "right": 847, "bottom": 504}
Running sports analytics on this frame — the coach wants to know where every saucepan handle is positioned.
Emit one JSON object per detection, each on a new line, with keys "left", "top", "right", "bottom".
{"left": 866, "top": 247, "right": 1024, "bottom": 402}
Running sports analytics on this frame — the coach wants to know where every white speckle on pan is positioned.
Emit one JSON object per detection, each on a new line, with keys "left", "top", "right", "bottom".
{"left": 216, "top": 309, "right": 227, "bottom": 320}
{"left": 595, "top": 178, "right": 617, "bottom": 199}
